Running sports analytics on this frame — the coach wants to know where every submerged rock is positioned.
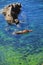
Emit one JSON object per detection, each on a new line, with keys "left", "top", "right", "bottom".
{"left": 12, "top": 30, "right": 32, "bottom": 35}
{"left": 2, "top": 3, "right": 21, "bottom": 25}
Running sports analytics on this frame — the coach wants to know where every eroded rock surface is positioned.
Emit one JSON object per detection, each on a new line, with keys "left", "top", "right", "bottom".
{"left": 2, "top": 3, "right": 21, "bottom": 25}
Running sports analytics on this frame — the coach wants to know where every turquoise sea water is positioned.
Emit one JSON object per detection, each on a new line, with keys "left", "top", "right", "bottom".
{"left": 0, "top": 0, "right": 43, "bottom": 65}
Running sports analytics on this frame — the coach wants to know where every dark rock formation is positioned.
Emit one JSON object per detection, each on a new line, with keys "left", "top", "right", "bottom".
{"left": 2, "top": 3, "right": 21, "bottom": 25}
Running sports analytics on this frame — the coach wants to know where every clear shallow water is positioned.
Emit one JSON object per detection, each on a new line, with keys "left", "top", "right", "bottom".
{"left": 0, "top": 0, "right": 43, "bottom": 65}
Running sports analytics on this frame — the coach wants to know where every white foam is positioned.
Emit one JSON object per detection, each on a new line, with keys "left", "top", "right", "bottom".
{"left": 12, "top": 32, "right": 15, "bottom": 35}
{"left": 17, "top": 24, "right": 21, "bottom": 28}
{"left": 0, "top": 9, "right": 3, "bottom": 14}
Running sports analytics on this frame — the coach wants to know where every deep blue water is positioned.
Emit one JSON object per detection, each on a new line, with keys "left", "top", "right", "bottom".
{"left": 0, "top": 0, "right": 43, "bottom": 65}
